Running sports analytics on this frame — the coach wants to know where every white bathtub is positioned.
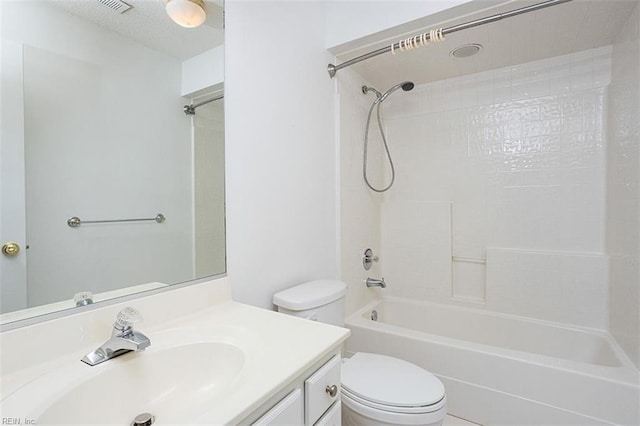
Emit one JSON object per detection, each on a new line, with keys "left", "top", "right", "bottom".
{"left": 345, "top": 298, "right": 640, "bottom": 425}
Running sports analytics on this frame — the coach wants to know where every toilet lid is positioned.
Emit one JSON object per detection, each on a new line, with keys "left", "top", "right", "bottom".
{"left": 341, "top": 353, "right": 445, "bottom": 408}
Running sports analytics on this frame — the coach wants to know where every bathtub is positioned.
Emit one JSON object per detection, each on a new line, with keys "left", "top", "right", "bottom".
{"left": 344, "top": 298, "right": 640, "bottom": 425}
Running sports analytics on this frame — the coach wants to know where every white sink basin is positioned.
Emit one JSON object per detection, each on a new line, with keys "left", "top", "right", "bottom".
{"left": 2, "top": 328, "right": 247, "bottom": 425}
{"left": 0, "top": 279, "right": 351, "bottom": 426}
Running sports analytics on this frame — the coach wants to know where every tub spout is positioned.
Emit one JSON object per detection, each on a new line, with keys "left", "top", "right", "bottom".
{"left": 366, "top": 277, "right": 386, "bottom": 288}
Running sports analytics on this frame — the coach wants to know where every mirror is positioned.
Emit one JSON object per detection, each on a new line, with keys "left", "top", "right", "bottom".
{"left": 0, "top": 0, "right": 225, "bottom": 325}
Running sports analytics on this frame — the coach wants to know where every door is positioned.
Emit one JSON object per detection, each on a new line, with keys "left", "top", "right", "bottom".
{"left": 1, "top": 40, "right": 28, "bottom": 314}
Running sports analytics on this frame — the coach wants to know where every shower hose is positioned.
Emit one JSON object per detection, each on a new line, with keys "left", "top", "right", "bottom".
{"left": 363, "top": 99, "right": 395, "bottom": 193}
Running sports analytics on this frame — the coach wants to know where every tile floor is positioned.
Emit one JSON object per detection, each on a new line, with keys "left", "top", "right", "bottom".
{"left": 443, "top": 414, "right": 481, "bottom": 425}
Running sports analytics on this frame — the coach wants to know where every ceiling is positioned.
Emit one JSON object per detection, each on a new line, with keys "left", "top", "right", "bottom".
{"left": 337, "top": 0, "right": 638, "bottom": 89}
{"left": 48, "top": 0, "right": 224, "bottom": 60}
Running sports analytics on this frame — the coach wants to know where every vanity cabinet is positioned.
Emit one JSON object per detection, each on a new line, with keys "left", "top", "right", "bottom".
{"left": 304, "top": 354, "right": 341, "bottom": 425}
{"left": 252, "top": 389, "right": 303, "bottom": 425}
{"left": 0, "top": 279, "right": 351, "bottom": 426}
{"left": 315, "top": 399, "right": 341, "bottom": 425}
{"left": 247, "top": 352, "right": 342, "bottom": 426}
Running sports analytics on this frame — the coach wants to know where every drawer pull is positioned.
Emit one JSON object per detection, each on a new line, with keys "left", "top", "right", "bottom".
{"left": 325, "top": 385, "right": 338, "bottom": 398}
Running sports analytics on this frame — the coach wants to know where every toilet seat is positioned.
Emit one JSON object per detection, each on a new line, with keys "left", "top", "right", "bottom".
{"left": 341, "top": 353, "right": 445, "bottom": 410}
{"left": 342, "top": 387, "right": 446, "bottom": 414}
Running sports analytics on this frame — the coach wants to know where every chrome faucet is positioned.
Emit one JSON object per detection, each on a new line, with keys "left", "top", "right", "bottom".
{"left": 81, "top": 307, "right": 151, "bottom": 366}
{"left": 366, "top": 277, "right": 387, "bottom": 288}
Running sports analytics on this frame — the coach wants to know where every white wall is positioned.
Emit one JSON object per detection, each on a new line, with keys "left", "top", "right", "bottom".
{"left": 325, "top": 0, "right": 472, "bottom": 50}
{"left": 181, "top": 45, "right": 224, "bottom": 96}
{"left": 1, "top": 1, "right": 193, "bottom": 308}
{"left": 225, "top": 1, "right": 338, "bottom": 309}
{"left": 224, "top": 0, "right": 479, "bottom": 311}
{"left": 607, "top": 4, "right": 640, "bottom": 368}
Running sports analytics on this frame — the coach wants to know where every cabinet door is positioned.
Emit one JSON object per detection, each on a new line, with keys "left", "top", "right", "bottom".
{"left": 305, "top": 355, "right": 341, "bottom": 425}
{"left": 314, "top": 401, "right": 341, "bottom": 426}
{"left": 252, "top": 388, "right": 303, "bottom": 426}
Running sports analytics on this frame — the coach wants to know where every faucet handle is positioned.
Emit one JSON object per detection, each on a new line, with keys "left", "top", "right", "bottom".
{"left": 115, "top": 306, "right": 143, "bottom": 330}
{"left": 73, "top": 291, "right": 94, "bottom": 307}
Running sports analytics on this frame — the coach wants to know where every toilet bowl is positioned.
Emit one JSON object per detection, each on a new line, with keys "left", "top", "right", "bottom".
{"left": 341, "top": 352, "right": 446, "bottom": 426}
{"left": 272, "top": 280, "right": 447, "bottom": 426}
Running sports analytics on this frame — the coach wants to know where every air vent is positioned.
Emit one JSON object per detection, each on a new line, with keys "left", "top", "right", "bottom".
{"left": 96, "top": 0, "right": 133, "bottom": 14}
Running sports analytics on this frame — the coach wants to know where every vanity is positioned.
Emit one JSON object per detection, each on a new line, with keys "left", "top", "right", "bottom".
{"left": 0, "top": 277, "right": 350, "bottom": 425}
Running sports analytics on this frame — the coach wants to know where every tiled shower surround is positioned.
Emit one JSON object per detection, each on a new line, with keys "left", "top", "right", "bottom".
{"left": 342, "top": 46, "right": 614, "bottom": 331}
{"left": 608, "top": 5, "right": 640, "bottom": 368}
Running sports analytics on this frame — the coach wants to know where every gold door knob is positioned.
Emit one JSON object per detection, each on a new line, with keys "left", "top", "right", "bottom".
{"left": 2, "top": 242, "right": 20, "bottom": 257}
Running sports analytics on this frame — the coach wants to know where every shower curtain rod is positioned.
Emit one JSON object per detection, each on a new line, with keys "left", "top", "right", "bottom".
{"left": 327, "top": 0, "right": 573, "bottom": 78}
{"left": 183, "top": 94, "right": 224, "bottom": 115}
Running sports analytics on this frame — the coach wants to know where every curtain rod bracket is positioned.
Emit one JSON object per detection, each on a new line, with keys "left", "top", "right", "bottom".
{"left": 183, "top": 94, "right": 224, "bottom": 115}
{"left": 328, "top": 64, "right": 337, "bottom": 78}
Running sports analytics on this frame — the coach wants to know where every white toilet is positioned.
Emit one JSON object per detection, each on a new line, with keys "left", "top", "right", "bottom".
{"left": 273, "top": 280, "right": 447, "bottom": 426}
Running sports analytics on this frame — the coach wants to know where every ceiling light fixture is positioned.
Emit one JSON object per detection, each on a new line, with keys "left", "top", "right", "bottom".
{"left": 450, "top": 43, "right": 483, "bottom": 59}
{"left": 166, "top": 0, "right": 206, "bottom": 28}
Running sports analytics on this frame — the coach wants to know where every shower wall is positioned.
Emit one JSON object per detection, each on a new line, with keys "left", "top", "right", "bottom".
{"left": 339, "top": 45, "right": 618, "bottom": 331}
{"left": 607, "top": 5, "right": 640, "bottom": 368}
{"left": 339, "top": 68, "right": 385, "bottom": 316}
{"left": 379, "top": 47, "right": 611, "bottom": 330}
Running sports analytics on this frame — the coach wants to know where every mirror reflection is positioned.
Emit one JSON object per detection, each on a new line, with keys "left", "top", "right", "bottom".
{"left": 0, "top": 0, "right": 225, "bottom": 324}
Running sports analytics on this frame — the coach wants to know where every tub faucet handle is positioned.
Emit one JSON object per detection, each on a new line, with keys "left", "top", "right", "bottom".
{"left": 363, "top": 248, "right": 379, "bottom": 271}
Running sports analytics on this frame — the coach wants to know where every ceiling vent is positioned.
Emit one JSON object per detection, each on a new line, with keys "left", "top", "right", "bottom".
{"left": 96, "top": 0, "right": 133, "bottom": 14}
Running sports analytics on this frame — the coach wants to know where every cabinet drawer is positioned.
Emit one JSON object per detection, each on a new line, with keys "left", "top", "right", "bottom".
{"left": 252, "top": 388, "right": 303, "bottom": 426}
{"left": 305, "top": 354, "right": 341, "bottom": 425}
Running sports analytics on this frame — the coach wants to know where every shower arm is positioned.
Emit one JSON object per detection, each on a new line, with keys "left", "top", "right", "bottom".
{"left": 327, "top": 0, "right": 573, "bottom": 78}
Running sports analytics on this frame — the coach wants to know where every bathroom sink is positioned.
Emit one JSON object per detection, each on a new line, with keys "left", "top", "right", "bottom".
{"left": 2, "top": 329, "right": 246, "bottom": 425}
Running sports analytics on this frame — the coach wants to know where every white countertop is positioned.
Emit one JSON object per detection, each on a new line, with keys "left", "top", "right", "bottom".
{"left": 0, "top": 277, "right": 350, "bottom": 425}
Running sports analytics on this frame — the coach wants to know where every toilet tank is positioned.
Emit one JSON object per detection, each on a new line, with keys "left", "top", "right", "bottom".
{"left": 273, "top": 280, "right": 347, "bottom": 326}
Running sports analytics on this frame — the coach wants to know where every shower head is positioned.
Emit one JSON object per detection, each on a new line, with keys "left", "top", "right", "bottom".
{"left": 401, "top": 81, "right": 415, "bottom": 91}
{"left": 379, "top": 81, "right": 414, "bottom": 103}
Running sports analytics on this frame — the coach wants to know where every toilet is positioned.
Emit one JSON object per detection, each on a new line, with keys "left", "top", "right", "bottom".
{"left": 273, "top": 280, "right": 447, "bottom": 426}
